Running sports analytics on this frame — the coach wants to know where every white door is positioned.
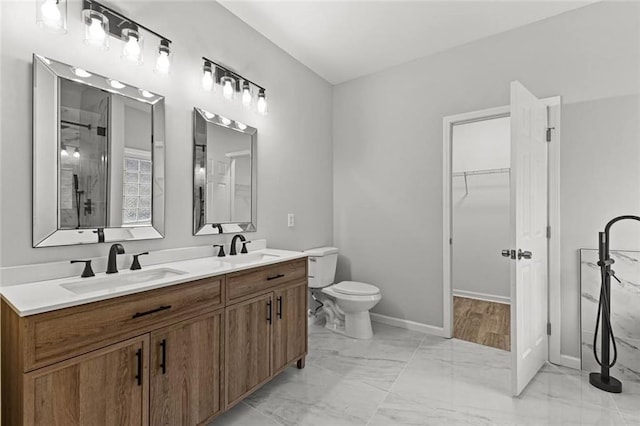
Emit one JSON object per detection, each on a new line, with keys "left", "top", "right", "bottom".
{"left": 510, "top": 81, "right": 549, "bottom": 396}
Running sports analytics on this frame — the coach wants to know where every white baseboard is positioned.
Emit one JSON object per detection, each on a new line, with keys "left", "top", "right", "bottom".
{"left": 453, "top": 289, "right": 511, "bottom": 305}
{"left": 556, "top": 354, "right": 581, "bottom": 370}
{"left": 370, "top": 313, "right": 445, "bottom": 337}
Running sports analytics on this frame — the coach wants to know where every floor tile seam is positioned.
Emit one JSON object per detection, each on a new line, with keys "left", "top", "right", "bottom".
{"left": 239, "top": 401, "right": 287, "bottom": 426}
{"left": 363, "top": 336, "right": 428, "bottom": 426}
{"left": 305, "top": 357, "right": 397, "bottom": 394}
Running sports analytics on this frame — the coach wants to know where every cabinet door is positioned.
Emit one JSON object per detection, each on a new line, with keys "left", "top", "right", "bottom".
{"left": 224, "top": 293, "right": 272, "bottom": 408}
{"left": 273, "top": 281, "right": 308, "bottom": 373}
{"left": 149, "top": 310, "right": 223, "bottom": 426}
{"left": 24, "top": 336, "right": 149, "bottom": 426}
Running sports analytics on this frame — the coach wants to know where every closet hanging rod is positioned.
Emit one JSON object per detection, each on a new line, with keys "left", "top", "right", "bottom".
{"left": 452, "top": 167, "right": 510, "bottom": 177}
{"left": 453, "top": 167, "right": 510, "bottom": 196}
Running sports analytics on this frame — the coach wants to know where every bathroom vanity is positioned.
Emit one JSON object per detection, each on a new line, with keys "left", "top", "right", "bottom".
{"left": 1, "top": 252, "right": 308, "bottom": 426}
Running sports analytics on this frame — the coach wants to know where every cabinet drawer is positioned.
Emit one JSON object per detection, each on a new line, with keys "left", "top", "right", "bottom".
{"left": 23, "top": 276, "right": 224, "bottom": 371}
{"left": 226, "top": 258, "right": 307, "bottom": 303}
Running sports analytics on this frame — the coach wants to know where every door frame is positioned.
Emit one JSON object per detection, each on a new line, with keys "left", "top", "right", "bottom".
{"left": 442, "top": 97, "right": 563, "bottom": 367}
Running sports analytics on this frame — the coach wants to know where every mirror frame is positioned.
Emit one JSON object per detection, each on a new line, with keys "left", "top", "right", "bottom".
{"left": 193, "top": 107, "right": 257, "bottom": 236}
{"left": 32, "top": 54, "right": 165, "bottom": 247}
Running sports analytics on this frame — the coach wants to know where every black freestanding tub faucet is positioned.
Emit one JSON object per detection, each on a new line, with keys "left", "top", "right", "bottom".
{"left": 590, "top": 215, "right": 640, "bottom": 393}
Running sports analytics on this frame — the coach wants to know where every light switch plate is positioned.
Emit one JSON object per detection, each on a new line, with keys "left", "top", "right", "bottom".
{"left": 287, "top": 213, "right": 295, "bottom": 227}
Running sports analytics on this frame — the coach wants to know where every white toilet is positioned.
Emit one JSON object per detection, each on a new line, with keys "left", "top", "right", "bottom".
{"left": 305, "top": 247, "right": 382, "bottom": 339}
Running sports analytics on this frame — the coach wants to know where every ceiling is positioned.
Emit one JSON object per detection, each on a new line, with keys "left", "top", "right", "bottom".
{"left": 218, "top": 0, "right": 594, "bottom": 84}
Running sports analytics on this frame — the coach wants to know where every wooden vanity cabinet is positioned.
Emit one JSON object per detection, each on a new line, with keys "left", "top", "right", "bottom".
{"left": 272, "top": 281, "right": 308, "bottom": 374}
{"left": 23, "top": 336, "right": 149, "bottom": 426}
{"left": 150, "top": 310, "right": 224, "bottom": 425}
{"left": 2, "top": 257, "right": 308, "bottom": 426}
{"left": 224, "top": 259, "right": 308, "bottom": 409}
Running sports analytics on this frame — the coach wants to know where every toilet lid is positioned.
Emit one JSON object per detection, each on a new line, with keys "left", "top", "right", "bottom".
{"left": 333, "top": 281, "right": 380, "bottom": 296}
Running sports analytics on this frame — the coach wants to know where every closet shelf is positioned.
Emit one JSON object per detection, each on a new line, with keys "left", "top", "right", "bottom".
{"left": 452, "top": 167, "right": 510, "bottom": 195}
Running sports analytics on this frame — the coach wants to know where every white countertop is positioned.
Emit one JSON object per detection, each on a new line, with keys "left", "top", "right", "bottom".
{"left": 0, "top": 248, "right": 307, "bottom": 317}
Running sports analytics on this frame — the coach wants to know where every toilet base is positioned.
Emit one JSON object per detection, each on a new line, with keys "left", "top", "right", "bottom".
{"left": 344, "top": 311, "right": 373, "bottom": 339}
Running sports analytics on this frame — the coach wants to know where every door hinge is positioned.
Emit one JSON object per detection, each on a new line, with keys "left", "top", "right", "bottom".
{"left": 547, "top": 323, "right": 552, "bottom": 335}
{"left": 546, "top": 226, "right": 551, "bottom": 239}
{"left": 546, "top": 127, "right": 555, "bottom": 142}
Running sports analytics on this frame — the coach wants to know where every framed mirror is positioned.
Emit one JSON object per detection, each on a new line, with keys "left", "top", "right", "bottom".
{"left": 32, "top": 54, "right": 165, "bottom": 247}
{"left": 193, "top": 107, "right": 257, "bottom": 235}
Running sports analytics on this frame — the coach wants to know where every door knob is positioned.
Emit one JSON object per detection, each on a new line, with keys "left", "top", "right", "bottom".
{"left": 501, "top": 249, "right": 511, "bottom": 258}
{"left": 518, "top": 249, "right": 532, "bottom": 260}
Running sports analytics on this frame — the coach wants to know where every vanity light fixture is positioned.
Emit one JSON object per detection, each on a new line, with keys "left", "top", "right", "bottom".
{"left": 220, "top": 116, "right": 232, "bottom": 126}
{"left": 200, "top": 56, "right": 268, "bottom": 115}
{"left": 203, "top": 111, "right": 215, "bottom": 120}
{"left": 82, "top": 0, "right": 172, "bottom": 72}
{"left": 73, "top": 147, "right": 81, "bottom": 159}
{"left": 60, "top": 144, "right": 69, "bottom": 156}
{"left": 236, "top": 121, "right": 247, "bottom": 131}
{"left": 139, "top": 89, "right": 154, "bottom": 99}
{"left": 37, "top": 0, "right": 67, "bottom": 34}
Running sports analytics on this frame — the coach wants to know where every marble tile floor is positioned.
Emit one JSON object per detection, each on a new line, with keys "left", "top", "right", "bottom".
{"left": 212, "top": 323, "right": 640, "bottom": 426}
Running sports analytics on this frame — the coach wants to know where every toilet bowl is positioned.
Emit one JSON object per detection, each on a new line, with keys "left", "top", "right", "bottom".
{"left": 305, "top": 247, "right": 382, "bottom": 339}
{"left": 322, "top": 281, "right": 381, "bottom": 339}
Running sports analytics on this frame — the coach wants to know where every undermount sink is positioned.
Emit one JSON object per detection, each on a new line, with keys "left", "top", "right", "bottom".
{"left": 223, "top": 253, "right": 280, "bottom": 266}
{"left": 62, "top": 268, "right": 188, "bottom": 295}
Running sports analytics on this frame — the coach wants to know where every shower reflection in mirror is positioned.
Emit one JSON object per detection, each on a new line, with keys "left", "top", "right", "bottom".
{"left": 58, "top": 79, "right": 152, "bottom": 230}
{"left": 193, "top": 108, "right": 257, "bottom": 235}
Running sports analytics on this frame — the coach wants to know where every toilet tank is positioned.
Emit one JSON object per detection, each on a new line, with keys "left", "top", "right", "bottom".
{"left": 304, "top": 247, "right": 339, "bottom": 288}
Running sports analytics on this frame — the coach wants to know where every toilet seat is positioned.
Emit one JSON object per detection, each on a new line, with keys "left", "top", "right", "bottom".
{"left": 333, "top": 281, "right": 379, "bottom": 296}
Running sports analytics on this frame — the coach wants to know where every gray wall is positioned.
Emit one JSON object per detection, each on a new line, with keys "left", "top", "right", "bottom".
{"left": 333, "top": 2, "right": 640, "bottom": 358}
{"left": 0, "top": 1, "right": 334, "bottom": 267}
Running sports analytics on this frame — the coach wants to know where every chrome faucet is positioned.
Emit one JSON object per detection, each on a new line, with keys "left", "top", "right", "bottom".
{"left": 230, "top": 234, "right": 247, "bottom": 256}
{"left": 106, "top": 243, "right": 125, "bottom": 274}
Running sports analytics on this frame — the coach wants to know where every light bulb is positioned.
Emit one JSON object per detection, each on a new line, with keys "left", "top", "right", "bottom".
{"left": 156, "top": 52, "right": 170, "bottom": 74}
{"left": 203, "top": 111, "right": 215, "bottom": 120}
{"left": 220, "top": 75, "right": 235, "bottom": 100}
{"left": 122, "top": 29, "right": 143, "bottom": 64}
{"left": 72, "top": 68, "right": 92, "bottom": 78}
{"left": 155, "top": 40, "right": 171, "bottom": 74}
{"left": 139, "top": 90, "right": 154, "bottom": 99}
{"left": 220, "top": 116, "right": 231, "bottom": 126}
{"left": 236, "top": 121, "right": 247, "bottom": 131}
{"left": 41, "top": 0, "right": 61, "bottom": 20}
{"left": 257, "top": 89, "right": 268, "bottom": 115}
{"left": 199, "top": 165, "right": 205, "bottom": 173}
{"left": 83, "top": 10, "right": 109, "bottom": 49}
{"left": 88, "top": 18, "right": 106, "bottom": 43}
{"left": 241, "top": 81, "right": 252, "bottom": 107}
{"left": 41, "top": 0, "right": 62, "bottom": 29}
{"left": 202, "top": 61, "right": 214, "bottom": 91}
{"left": 73, "top": 147, "right": 80, "bottom": 158}
{"left": 108, "top": 79, "right": 125, "bottom": 89}
{"left": 222, "top": 80, "right": 234, "bottom": 100}
{"left": 61, "top": 145, "right": 68, "bottom": 156}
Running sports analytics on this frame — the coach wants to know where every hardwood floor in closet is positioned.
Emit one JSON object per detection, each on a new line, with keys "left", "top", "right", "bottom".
{"left": 453, "top": 296, "right": 510, "bottom": 351}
